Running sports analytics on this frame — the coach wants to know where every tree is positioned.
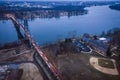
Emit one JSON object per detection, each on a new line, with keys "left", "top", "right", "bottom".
{"left": 106, "top": 45, "right": 112, "bottom": 56}
{"left": 56, "top": 35, "right": 63, "bottom": 42}
{"left": 112, "top": 27, "right": 120, "bottom": 47}
{"left": 106, "top": 30, "right": 112, "bottom": 36}
{"left": 68, "top": 30, "right": 77, "bottom": 38}
{"left": 101, "top": 31, "right": 106, "bottom": 37}
{"left": 106, "top": 27, "right": 120, "bottom": 45}
{"left": 93, "top": 35, "right": 98, "bottom": 40}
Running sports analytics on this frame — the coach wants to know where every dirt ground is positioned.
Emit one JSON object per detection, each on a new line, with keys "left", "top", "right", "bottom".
{"left": 57, "top": 54, "right": 120, "bottom": 80}
{"left": 19, "top": 63, "right": 43, "bottom": 80}
{"left": 42, "top": 44, "right": 120, "bottom": 80}
{"left": 1, "top": 42, "right": 119, "bottom": 80}
{"left": 0, "top": 44, "right": 35, "bottom": 63}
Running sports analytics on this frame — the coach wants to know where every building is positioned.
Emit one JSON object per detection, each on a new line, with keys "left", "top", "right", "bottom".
{"left": 82, "top": 34, "right": 111, "bottom": 56}
{"left": 0, "top": 64, "right": 23, "bottom": 80}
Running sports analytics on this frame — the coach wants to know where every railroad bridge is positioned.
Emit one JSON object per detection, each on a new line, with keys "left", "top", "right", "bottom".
{"left": 5, "top": 14, "right": 61, "bottom": 80}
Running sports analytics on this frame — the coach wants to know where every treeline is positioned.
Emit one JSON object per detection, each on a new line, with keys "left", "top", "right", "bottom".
{"left": 0, "top": 41, "right": 22, "bottom": 50}
{"left": 0, "top": 7, "right": 88, "bottom": 20}
{"left": 0, "top": 5, "right": 85, "bottom": 12}
{"left": 101, "top": 27, "right": 120, "bottom": 47}
{"left": 109, "top": 4, "right": 120, "bottom": 10}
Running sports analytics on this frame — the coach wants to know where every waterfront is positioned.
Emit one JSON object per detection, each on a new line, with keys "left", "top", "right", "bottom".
{"left": 0, "top": 6, "right": 120, "bottom": 45}
{"left": 0, "top": 1, "right": 120, "bottom": 80}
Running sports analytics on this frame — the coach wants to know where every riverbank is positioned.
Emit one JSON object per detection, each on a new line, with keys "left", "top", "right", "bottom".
{"left": 0, "top": 41, "right": 45, "bottom": 80}
{"left": 0, "top": 42, "right": 34, "bottom": 63}
{"left": 41, "top": 36, "right": 120, "bottom": 80}
{"left": 109, "top": 4, "right": 120, "bottom": 11}
{"left": 42, "top": 45, "right": 120, "bottom": 80}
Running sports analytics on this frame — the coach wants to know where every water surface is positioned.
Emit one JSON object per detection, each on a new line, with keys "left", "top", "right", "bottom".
{"left": 0, "top": 20, "right": 18, "bottom": 44}
{"left": 0, "top": 6, "right": 120, "bottom": 45}
{"left": 28, "top": 6, "right": 120, "bottom": 45}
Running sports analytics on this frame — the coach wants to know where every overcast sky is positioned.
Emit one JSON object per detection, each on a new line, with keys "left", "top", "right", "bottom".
{"left": 0, "top": 0, "right": 120, "bottom": 1}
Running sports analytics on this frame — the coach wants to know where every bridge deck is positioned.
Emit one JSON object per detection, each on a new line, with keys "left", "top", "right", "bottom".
{"left": 5, "top": 14, "right": 61, "bottom": 80}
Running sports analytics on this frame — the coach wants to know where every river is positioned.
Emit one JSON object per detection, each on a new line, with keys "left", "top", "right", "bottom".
{"left": 0, "top": 6, "right": 120, "bottom": 45}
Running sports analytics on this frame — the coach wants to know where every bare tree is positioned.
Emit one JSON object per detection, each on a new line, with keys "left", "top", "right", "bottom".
{"left": 106, "top": 44, "right": 112, "bottom": 56}
{"left": 68, "top": 30, "right": 77, "bottom": 38}
{"left": 56, "top": 34, "right": 63, "bottom": 42}
{"left": 101, "top": 31, "right": 106, "bottom": 37}
{"left": 112, "top": 28, "right": 120, "bottom": 46}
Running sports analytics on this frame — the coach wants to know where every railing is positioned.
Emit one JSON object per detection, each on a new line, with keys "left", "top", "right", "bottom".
{"left": 5, "top": 14, "right": 61, "bottom": 80}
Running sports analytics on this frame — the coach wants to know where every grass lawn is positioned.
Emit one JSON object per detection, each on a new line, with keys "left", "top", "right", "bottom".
{"left": 98, "top": 59, "right": 115, "bottom": 69}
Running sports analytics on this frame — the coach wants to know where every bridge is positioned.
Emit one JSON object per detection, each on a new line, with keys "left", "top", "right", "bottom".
{"left": 5, "top": 14, "right": 61, "bottom": 80}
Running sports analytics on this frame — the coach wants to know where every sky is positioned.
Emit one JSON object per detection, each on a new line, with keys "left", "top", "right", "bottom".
{"left": 0, "top": 0, "right": 120, "bottom": 1}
